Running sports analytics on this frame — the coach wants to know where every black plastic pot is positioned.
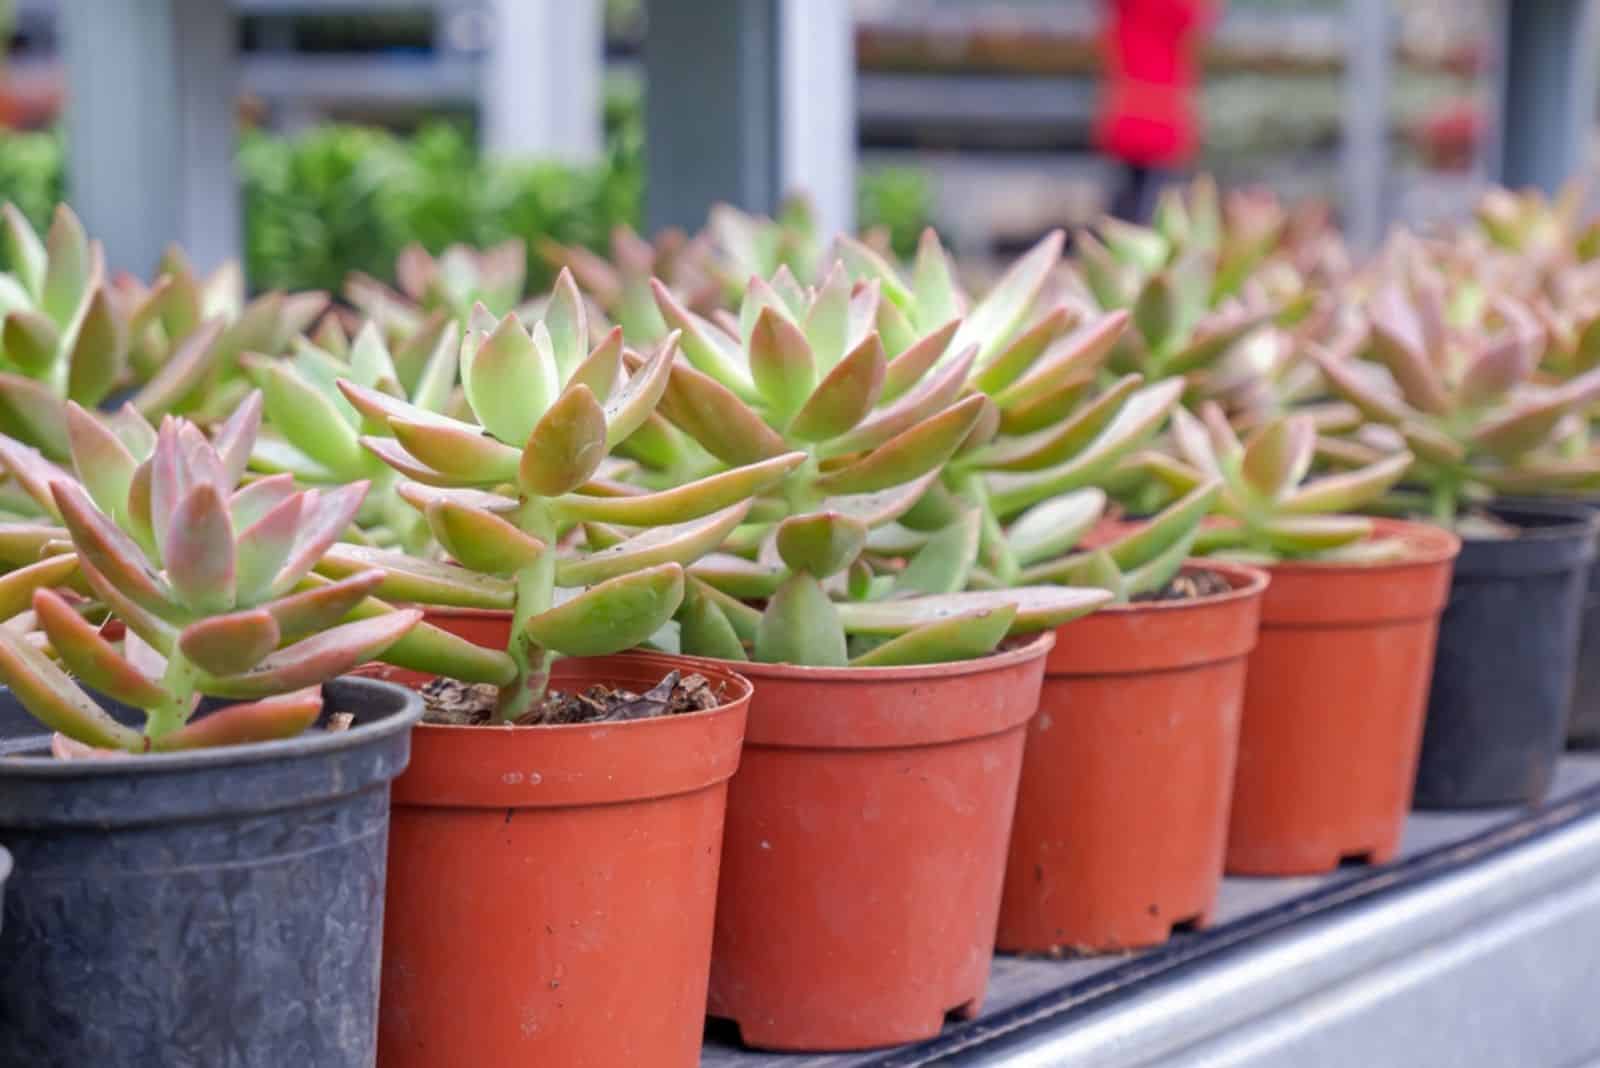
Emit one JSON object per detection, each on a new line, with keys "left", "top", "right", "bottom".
{"left": 0, "top": 845, "right": 9, "bottom": 937}
{"left": 1413, "top": 502, "right": 1599, "bottom": 809}
{"left": 0, "top": 676, "right": 421, "bottom": 1067}
{"left": 1497, "top": 492, "right": 1600, "bottom": 747}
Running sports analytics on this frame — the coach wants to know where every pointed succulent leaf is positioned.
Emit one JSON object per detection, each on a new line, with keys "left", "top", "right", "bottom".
{"left": 519, "top": 383, "right": 608, "bottom": 497}
{"left": 1240, "top": 415, "right": 1317, "bottom": 501}
{"left": 892, "top": 508, "right": 981, "bottom": 595}
{"left": 203, "top": 610, "right": 422, "bottom": 700}
{"left": 426, "top": 500, "right": 547, "bottom": 575}
{"left": 0, "top": 624, "right": 142, "bottom": 751}
{"left": 1367, "top": 287, "right": 1449, "bottom": 415}
{"left": 462, "top": 314, "right": 559, "bottom": 446}
{"left": 554, "top": 451, "right": 803, "bottom": 525}
{"left": 0, "top": 553, "right": 79, "bottom": 622}
{"left": 178, "top": 609, "right": 281, "bottom": 676}
{"left": 821, "top": 468, "right": 944, "bottom": 529}
{"left": 1006, "top": 488, "right": 1108, "bottom": 567}
{"left": 1108, "top": 480, "right": 1222, "bottom": 570}
{"left": 389, "top": 416, "right": 522, "bottom": 485}
{"left": 267, "top": 482, "right": 369, "bottom": 597}
{"left": 0, "top": 523, "right": 69, "bottom": 567}
{"left": 66, "top": 288, "right": 128, "bottom": 407}
{"left": 952, "top": 230, "right": 1063, "bottom": 363}
{"left": 678, "top": 585, "right": 749, "bottom": 660}
{"left": 1280, "top": 452, "right": 1413, "bottom": 515}
{"left": 1402, "top": 420, "right": 1467, "bottom": 466}
{"left": 358, "top": 436, "right": 459, "bottom": 486}
{"left": 1311, "top": 345, "right": 1412, "bottom": 424}
{"left": 689, "top": 552, "right": 787, "bottom": 600}
{"left": 749, "top": 306, "right": 817, "bottom": 418}
{"left": 265, "top": 570, "right": 384, "bottom": 644}
{"left": 850, "top": 604, "right": 1017, "bottom": 667}
{"left": 41, "top": 205, "right": 92, "bottom": 327}
{"left": 912, "top": 228, "right": 963, "bottom": 328}
{"left": 568, "top": 326, "right": 623, "bottom": 402}
{"left": 0, "top": 436, "right": 69, "bottom": 517}
{"left": 654, "top": 358, "right": 791, "bottom": 466}
{"left": 319, "top": 543, "right": 514, "bottom": 609}
{"left": 880, "top": 318, "right": 961, "bottom": 403}
{"left": 603, "top": 333, "right": 678, "bottom": 446}
{"left": 990, "top": 312, "right": 1130, "bottom": 412}
{"left": 986, "top": 379, "right": 1185, "bottom": 517}
{"left": 150, "top": 690, "right": 324, "bottom": 752}
{"left": 163, "top": 482, "right": 236, "bottom": 613}
{"left": 527, "top": 563, "right": 685, "bottom": 658}
{"left": 1261, "top": 515, "right": 1373, "bottom": 555}
{"left": 32, "top": 587, "right": 167, "bottom": 707}
{"left": 557, "top": 503, "right": 751, "bottom": 586}
{"left": 1, "top": 203, "right": 46, "bottom": 299}
{"left": 393, "top": 480, "right": 519, "bottom": 516}
{"left": 969, "top": 373, "right": 1143, "bottom": 472}
{"left": 971, "top": 306, "right": 1078, "bottom": 394}
{"left": 130, "top": 318, "right": 226, "bottom": 417}
{"left": 230, "top": 473, "right": 297, "bottom": 531}
{"left": 543, "top": 268, "right": 589, "bottom": 378}
{"left": 839, "top": 586, "right": 1111, "bottom": 636}
{"left": 755, "top": 572, "right": 846, "bottom": 666}
{"left": 788, "top": 332, "right": 886, "bottom": 442}
{"left": 3, "top": 308, "right": 59, "bottom": 373}
{"left": 814, "top": 394, "right": 987, "bottom": 497}
{"left": 65, "top": 403, "right": 138, "bottom": 521}
{"left": 825, "top": 342, "right": 978, "bottom": 458}
{"left": 774, "top": 511, "right": 869, "bottom": 578}
{"left": 52, "top": 480, "right": 179, "bottom": 619}
{"left": 652, "top": 279, "right": 758, "bottom": 397}
{"left": 336, "top": 378, "right": 458, "bottom": 430}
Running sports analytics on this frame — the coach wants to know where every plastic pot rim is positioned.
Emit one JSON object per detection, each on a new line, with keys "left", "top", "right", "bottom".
{"left": 0, "top": 675, "right": 421, "bottom": 778}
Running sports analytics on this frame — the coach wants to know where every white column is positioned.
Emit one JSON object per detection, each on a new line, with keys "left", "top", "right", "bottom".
{"left": 481, "top": 0, "right": 604, "bottom": 163}
{"left": 779, "top": 0, "right": 856, "bottom": 238}
{"left": 1341, "top": 0, "right": 1391, "bottom": 254}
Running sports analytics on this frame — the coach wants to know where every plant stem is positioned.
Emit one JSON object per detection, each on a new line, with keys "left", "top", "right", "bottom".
{"left": 496, "top": 502, "right": 557, "bottom": 724}
{"left": 145, "top": 646, "right": 201, "bottom": 742}
{"left": 1430, "top": 480, "right": 1458, "bottom": 526}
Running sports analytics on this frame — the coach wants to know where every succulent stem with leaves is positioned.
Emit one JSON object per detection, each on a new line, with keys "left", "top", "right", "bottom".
{"left": 334, "top": 270, "right": 804, "bottom": 721}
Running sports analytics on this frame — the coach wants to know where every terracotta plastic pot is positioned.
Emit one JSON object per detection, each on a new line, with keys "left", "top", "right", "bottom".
{"left": 997, "top": 562, "right": 1267, "bottom": 954}
{"left": 698, "top": 635, "right": 1052, "bottom": 1052}
{"left": 374, "top": 648, "right": 752, "bottom": 1068}
{"left": 1226, "top": 519, "right": 1460, "bottom": 875}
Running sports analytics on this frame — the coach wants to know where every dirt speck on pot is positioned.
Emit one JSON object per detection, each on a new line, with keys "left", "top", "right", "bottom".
{"left": 420, "top": 672, "right": 724, "bottom": 726}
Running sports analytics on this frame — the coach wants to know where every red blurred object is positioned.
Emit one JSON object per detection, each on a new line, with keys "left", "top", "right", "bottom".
{"left": 1095, "top": 0, "right": 1220, "bottom": 167}
{"left": 1416, "top": 99, "right": 1484, "bottom": 172}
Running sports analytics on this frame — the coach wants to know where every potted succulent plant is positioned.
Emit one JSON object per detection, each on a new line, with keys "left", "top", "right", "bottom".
{"left": 1146, "top": 404, "right": 1458, "bottom": 873}
{"left": 657, "top": 240, "right": 1112, "bottom": 1051}
{"left": 324, "top": 279, "right": 800, "bottom": 1068}
{"left": 1317, "top": 267, "right": 1600, "bottom": 808}
{"left": 0, "top": 397, "right": 423, "bottom": 1067}
{"left": 994, "top": 478, "right": 1269, "bottom": 952}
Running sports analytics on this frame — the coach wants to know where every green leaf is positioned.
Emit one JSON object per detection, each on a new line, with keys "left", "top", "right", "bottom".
{"left": 813, "top": 394, "right": 986, "bottom": 497}
{"left": 1261, "top": 515, "right": 1373, "bottom": 555}
{"left": 163, "top": 483, "right": 236, "bottom": 614}
{"left": 178, "top": 609, "right": 281, "bottom": 676}
{"left": 2, "top": 202, "right": 47, "bottom": 299}
{"left": 849, "top": 604, "right": 1016, "bottom": 667}
{"left": 678, "top": 584, "right": 749, "bottom": 660}
{"left": 557, "top": 502, "right": 751, "bottom": 586}
{"left": 462, "top": 314, "right": 559, "bottom": 446}
{"left": 542, "top": 267, "right": 589, "bottom": 379}
{"left": 951, "top": 229, "right": 1063, "bottom": 363}
{"left": 519, "top": 383, "right": 609, "bottom": 497}
{"left": 528, "top": 563, "right": 686, "bottom": 657}
{"left": 41, "top": 204, "right": 92, "bottom": 328}
{"left": 32, "top": 586, "right": 167, "bottom": 708}
{"left": 655, "top": 358, "right": 790, "bottom": 467}
{"left": 1107, "top": 479, "right": 1222, "bottom": 571}
{"left": 319, "top": 542, "right": 515, "bottom": 609}
{"left": 755, "top": 572, "right": 846, "bottom": 666}
{"left": 1005, "top": 488, "right": 1107, "bottom": 567}
{"left": 1240, "top": 415, "right": 1316, "bottom": 501}
{"left": 1280, "top": 451, "right": 1412, "bottom": 515}
{"left": 652, "top": 279, "right": 758, "bottom": 398}
{"left": 893, "top": 508, "right": 981, "bottom": 594}
{"left": 971, "top": 305, "right": 1077, "bottom": 394}
{"left": 749, "top": 306, "right": 817, "bottom": 418}
{"left": 387, "top": 415, "right": 523, "bottom": 486}
{"left": 912, "top": 228, "right": 963, "bottom": 329}
{"left": 775, "top": 511, "right": 869, "bottom": 577}
{"left": 0, "top": 623, "right": 143, "bottom": 750}
{"left": 65, "top": 402, "right": 138, "bottom": 524}
{"left": 804, "top": 263, "right": 853, "bottom": 370}
{"left": 839, "top": 586, "right": 1111, "bottom": 635}
{"left": 202, "top": 610, "right": 422, "bottom": 700}
{"left": 554, "top": 451, "right": 803, "bottom": 525}
{"left": 788, "top": 332, "right": 886, "bottom": 442}
{"left": 968, "top": 373, "right": 1143, "bottom": 472}
{"left": 260, "top": 362, "right": 367, "bottom": 477}
{"left": 427, "top": 501, "right": 546, "bottom": 575}
{"left": 3, "top": 308, "right": 59, "bottom": 374}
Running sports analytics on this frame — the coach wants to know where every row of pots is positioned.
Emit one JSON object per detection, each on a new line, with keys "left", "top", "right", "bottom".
{"left": 1, "top": 502, "right": 1597, "bottom": 1065}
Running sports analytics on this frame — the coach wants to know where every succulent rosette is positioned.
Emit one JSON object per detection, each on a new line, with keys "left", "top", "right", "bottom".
{"left": 649, "top": 243, "right": 1111, "bottom": 668}
{"left": 0, "top": 396, "right": 423, "bottom": 752}
{"left": 1313, "top": 252, "right": 1600, "bottom": 522}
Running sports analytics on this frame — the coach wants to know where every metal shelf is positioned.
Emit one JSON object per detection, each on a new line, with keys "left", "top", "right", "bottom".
{"left": 702, "top": 754, "right": 1600, "bottom": 1066}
